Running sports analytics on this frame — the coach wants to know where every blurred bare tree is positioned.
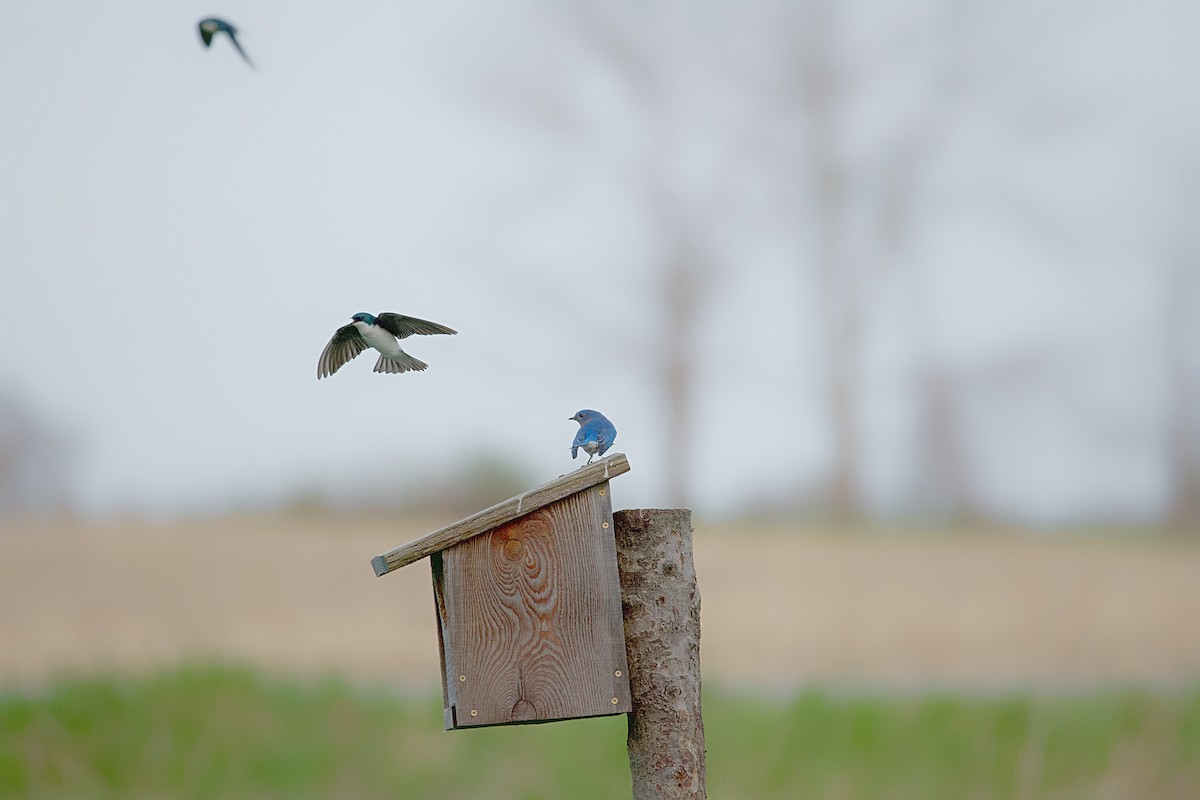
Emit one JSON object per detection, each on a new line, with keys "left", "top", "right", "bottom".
{"left": 502, "top": 1, "right": 1016, "bottom": 516}
{"left": 458, "top": 3, "right": 728, "bottom": 508}
{"left": 1165, "top": 186, "right": 1200, "bottom": 529}
{"left": 559, "top": 5, "right": 721, "bottom": 509}
{"left": 442, "top": 0, "right": 1198, "bottom": 523}
{"left": 450, "top": 2, "right": 969, "bottom": 513}
{"left": 790, "top": 0, "right": 861, "bottom": 515}
{"left": 0, "top": 388, "right": 75, "bottom": 518}
{"left": 555, "top": 1, "right": 961, "bottom": 513}
{"left": 768, "top": 0, "right": 972, "bottom": 517}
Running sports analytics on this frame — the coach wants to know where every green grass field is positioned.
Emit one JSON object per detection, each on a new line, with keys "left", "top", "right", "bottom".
{"left": 1, "top": 666, "right": 1198, "bottom": 799}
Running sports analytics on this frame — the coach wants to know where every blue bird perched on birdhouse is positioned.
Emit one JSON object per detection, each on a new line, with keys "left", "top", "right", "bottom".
{"left": 569, "top": 409, "right": 617, "bottom": 465}
{"left": 197, "top": 17, "right": 254, "bottom": 69}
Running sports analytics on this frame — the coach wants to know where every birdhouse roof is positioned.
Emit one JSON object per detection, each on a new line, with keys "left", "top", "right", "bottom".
{"left": 370, "top": 453, "right": 630, "bottom": 577}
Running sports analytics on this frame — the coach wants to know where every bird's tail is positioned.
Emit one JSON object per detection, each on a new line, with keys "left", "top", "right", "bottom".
{"left": 374, "top": 352, "right": 428, "bottom": 374}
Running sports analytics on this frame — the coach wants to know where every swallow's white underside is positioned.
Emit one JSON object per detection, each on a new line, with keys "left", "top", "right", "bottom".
{"left": 353, "top": 320, "right": 405, "bottom": 358}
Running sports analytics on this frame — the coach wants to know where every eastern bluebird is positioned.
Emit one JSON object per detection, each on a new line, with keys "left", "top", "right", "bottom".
{"left": 569, "top": 409, "right": 617, "bottom": 465}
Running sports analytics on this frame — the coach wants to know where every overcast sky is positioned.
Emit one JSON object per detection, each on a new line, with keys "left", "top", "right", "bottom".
{"left": 2, "top": 1, "right": 1198, "bottom": 522}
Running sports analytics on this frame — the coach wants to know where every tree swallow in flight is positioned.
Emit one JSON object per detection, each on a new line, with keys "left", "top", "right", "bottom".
{"left": 198, "top": 18, "right": 254, "bottom": 69}
{"left": 318, "top": 312, "right": 457, "bottom": 379}
{"left": 569, "top": 409, "right": 617, "bottom": 465}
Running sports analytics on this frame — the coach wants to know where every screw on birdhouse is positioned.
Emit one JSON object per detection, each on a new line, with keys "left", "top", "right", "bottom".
{"left": 599, "top": 488, "right": 605, "bottom": 496}
{"left": 602, "top": 521, "right": 609, "bottom": 529}
{"left": 614, "top": 670, "right": 622, "bottom": 677}
{"left": 611, "top": 697, "right": 619, "bottom": 705}
{"left": 458, "top": 675, "right": 466, "bottom": 682}
{"left": 470, "top": 709, "right": 478, "bottom": 717}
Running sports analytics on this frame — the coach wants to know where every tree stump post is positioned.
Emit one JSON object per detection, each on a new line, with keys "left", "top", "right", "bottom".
{"left": 613, "top": 508, "right": 706, "bottom": 800}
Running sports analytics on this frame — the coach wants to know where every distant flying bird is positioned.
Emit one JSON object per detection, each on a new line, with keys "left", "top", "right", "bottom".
{"left": 317, "top": 312, "right": 457, "bottom": 379}
{"left": 569, "top": 409, "right": 617, "bottom": 465}
{"left": 197, "top": 17, "right": 254, "bottom": 69}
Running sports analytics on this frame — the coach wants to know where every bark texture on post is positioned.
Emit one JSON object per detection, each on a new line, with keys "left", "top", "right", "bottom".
{"left": 613, "top": 508, "right": 706, "bottom": 800}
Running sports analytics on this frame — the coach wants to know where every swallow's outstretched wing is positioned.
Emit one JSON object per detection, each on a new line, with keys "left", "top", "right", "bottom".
{"left": 374, "top": 313, "right": 457, "bottom": 340}
{"left": 317, "top": 324, "right": 369, "bottom": 379}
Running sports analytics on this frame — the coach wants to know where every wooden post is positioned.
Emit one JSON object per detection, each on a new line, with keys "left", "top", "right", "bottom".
{"left": 613, "top": 509, "right": 706, "bottom": 800}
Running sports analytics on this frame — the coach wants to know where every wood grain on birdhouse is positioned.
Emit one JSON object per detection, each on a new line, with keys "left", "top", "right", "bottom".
{"left": 435, "top": 482, "right": 631, "bottom": 728}
{"left": 371, "top": 453, "right": 633, "bottom": 730}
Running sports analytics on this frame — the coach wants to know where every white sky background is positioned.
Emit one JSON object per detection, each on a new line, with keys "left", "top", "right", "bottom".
{"left": 1, "top": 1, "right": 1198, "bottom": 521}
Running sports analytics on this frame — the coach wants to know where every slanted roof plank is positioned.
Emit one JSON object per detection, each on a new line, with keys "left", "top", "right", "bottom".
{"left": 370, "top": 452, "right": 630, "bottom": 577}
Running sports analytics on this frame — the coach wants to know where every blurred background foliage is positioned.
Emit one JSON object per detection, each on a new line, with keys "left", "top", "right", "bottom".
{"left": 3, "top": 666, "right": 1198, "bottom": 800}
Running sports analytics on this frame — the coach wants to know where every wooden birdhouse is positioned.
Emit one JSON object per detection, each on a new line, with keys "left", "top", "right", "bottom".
{"left": 370, "top": 453, "right": 633, "bottom": 729}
